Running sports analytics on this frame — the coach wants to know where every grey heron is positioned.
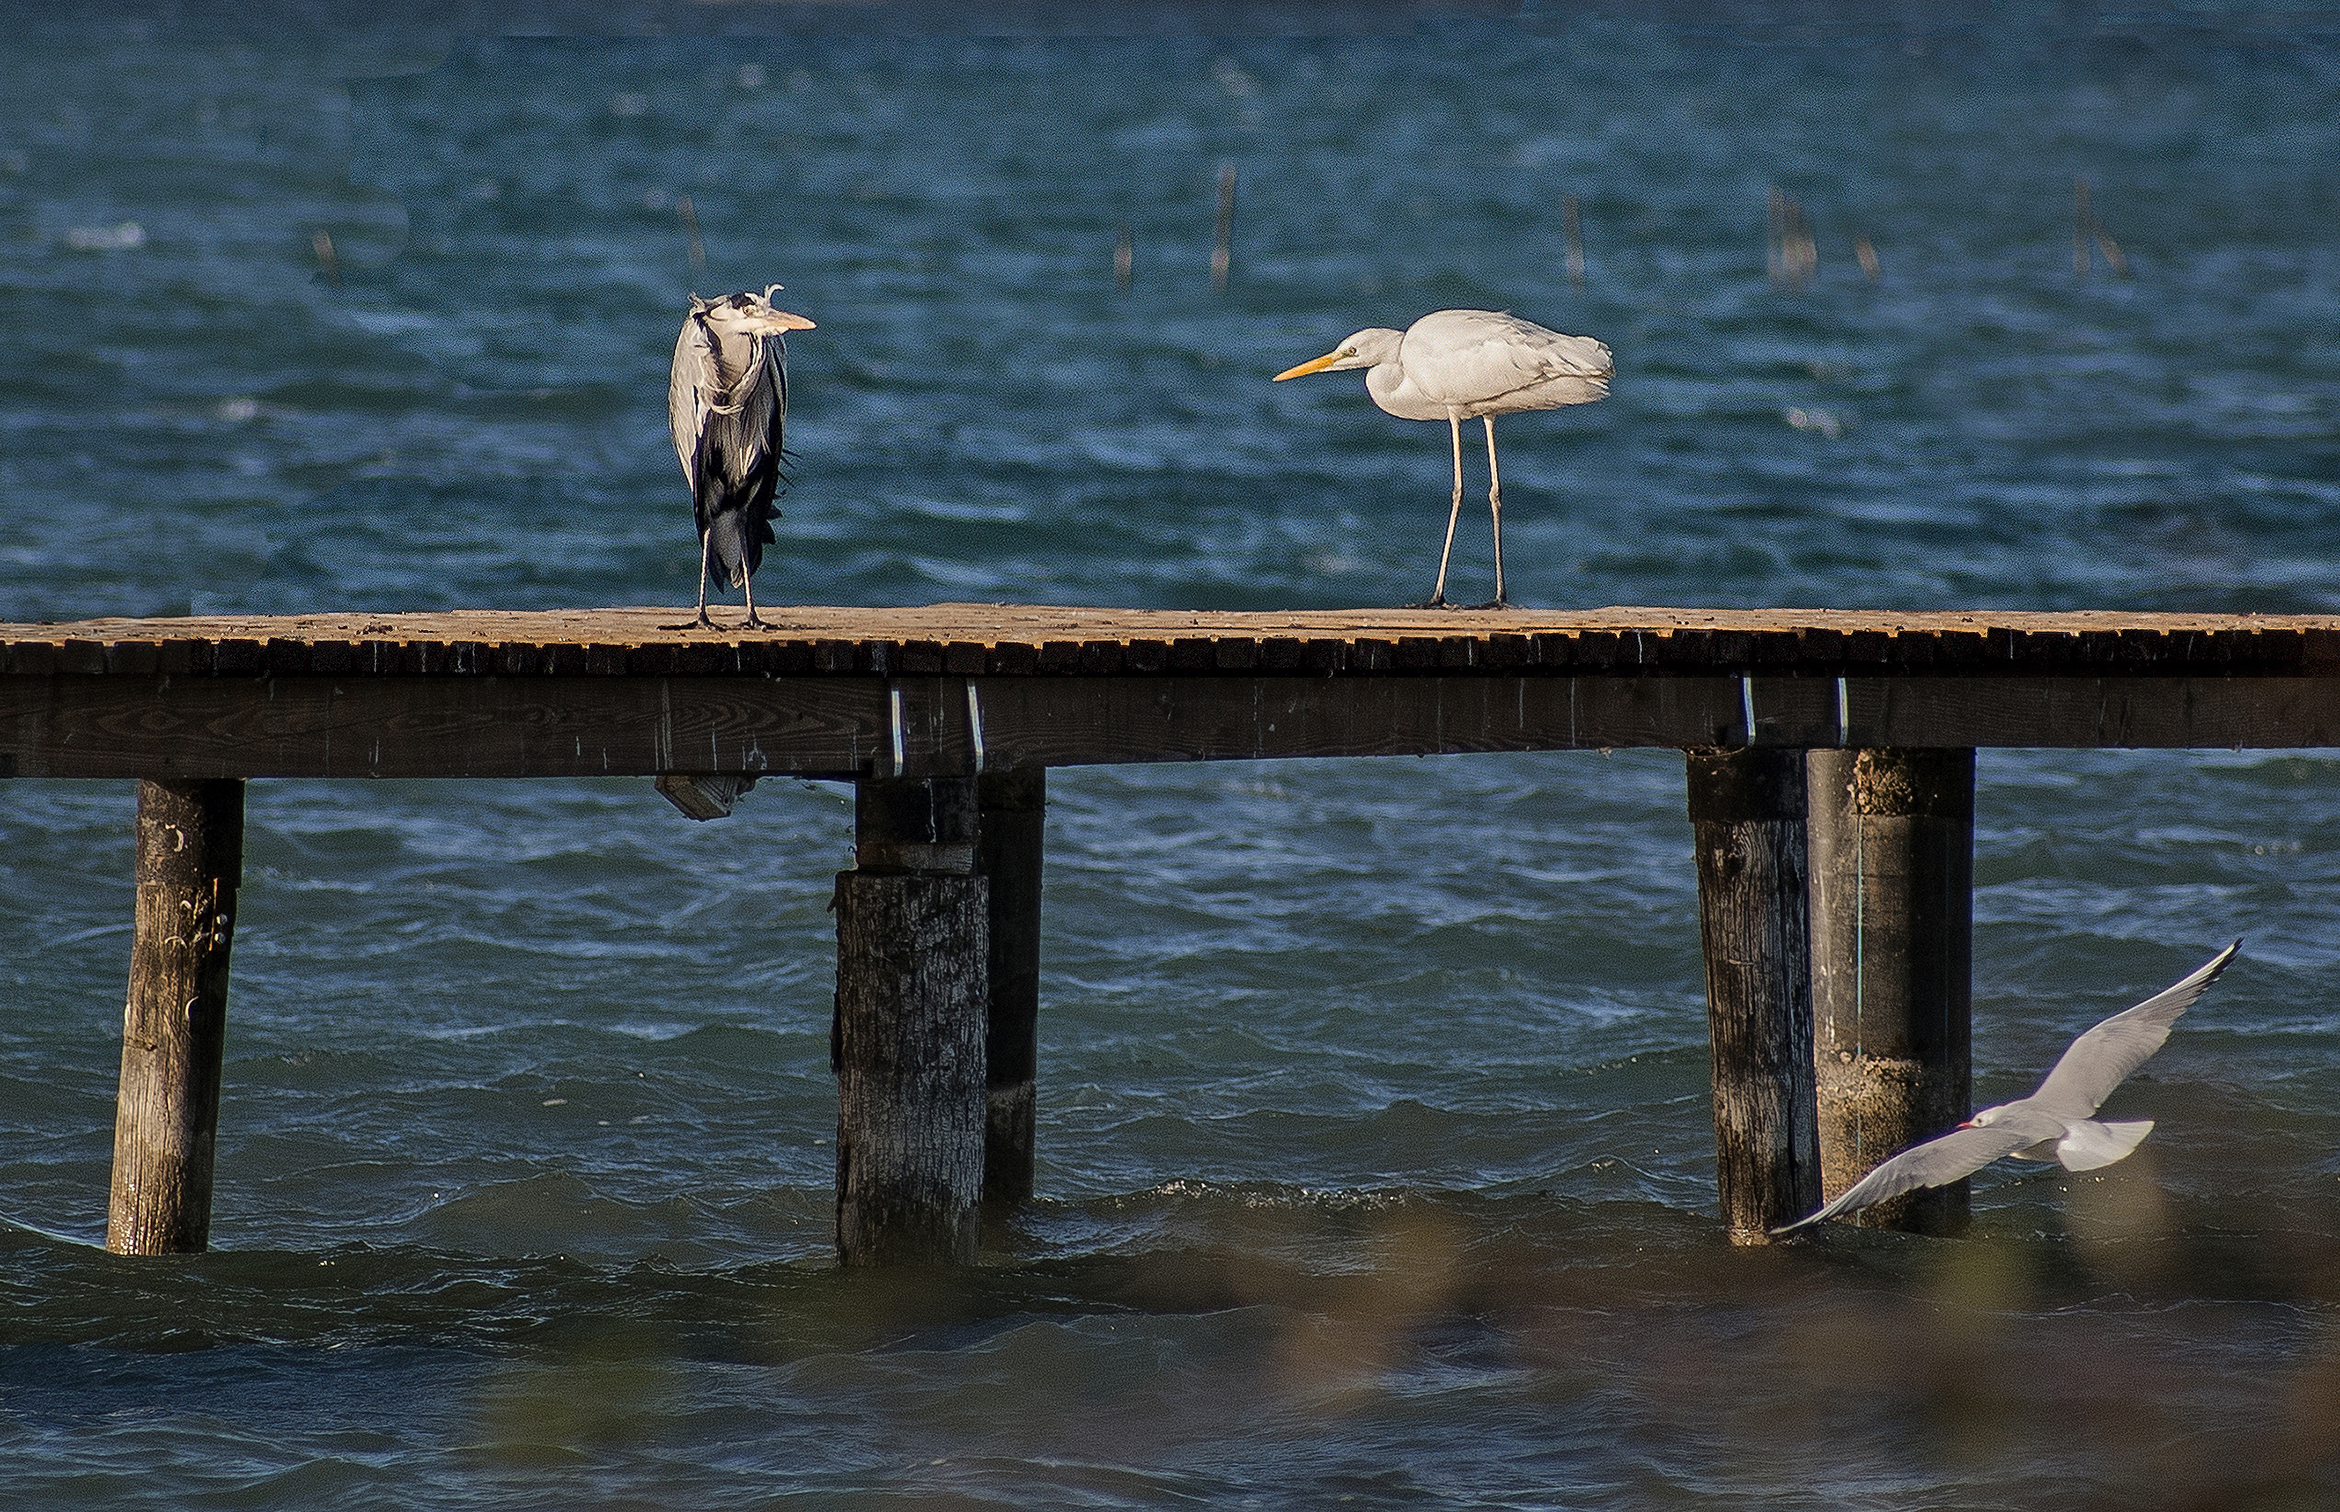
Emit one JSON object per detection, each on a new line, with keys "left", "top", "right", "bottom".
{"left": 668, "top": 285, "right": 815, "bottom": 629}
{"left": 1774, "top": 940, "right": 2241, "bottom": 1236}
{"left": 1274, "top": 308, "right": 1613, "bottom": 608}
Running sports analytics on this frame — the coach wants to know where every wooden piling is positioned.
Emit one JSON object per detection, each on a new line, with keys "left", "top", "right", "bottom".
{"left": 1211, "top": 163, "right": 1236, "bottom": 293}
{"left": 1806, "top": 748, "right": 1974, "bottom": 1234}
{"left": 976, "top": 767, "right": 1045, "bottom": 1211}
{"left": 310, "top": 230, "right": 341, "bottom": 289}
{"left": 1767, "top": 185, "right": 1785, "bottom": 285}
{"left": 2074, "top": 177, "right": 2091, "bottom": 278}
{"left": 108, "top": 778, "right": 245, "bottom": 1255}
{"left": 1562, "top": 194, "right": 1585, "bottom": 291}
{"left": 1767, "top": 187, "right": 1815, "bottom": 290}
{"left": 833, "top": 775, "right": 987, "bottom": 1265}
{"left": 678, "top": 194, "right": 706, "bottom": 273}
{"left": 1686, "top": 748, "right": 1821, "bottom": 1243}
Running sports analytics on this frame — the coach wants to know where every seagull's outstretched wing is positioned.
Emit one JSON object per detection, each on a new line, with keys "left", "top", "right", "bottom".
{"left": 1772, "top": 1123, "right": 2037, "bottom": 1236}
{"left": 2027, "top": 941, "right": 2240, "bottom": 1119}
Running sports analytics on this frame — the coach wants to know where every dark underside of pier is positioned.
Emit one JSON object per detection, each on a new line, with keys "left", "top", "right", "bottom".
{"left": 7, "top": 604, "right": 2329, "bottom": 1259}
{"left": 3, "top": 604, "right": 2338, "bottom": 781}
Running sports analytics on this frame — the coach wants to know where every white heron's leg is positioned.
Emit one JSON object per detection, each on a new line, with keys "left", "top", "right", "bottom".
{"left": 694, "top": 530, "right": 715, "bottom": 629}
{"left": 1483, "top": 415, "right": 1505, "bottom": 607}
{"left": 1425, "top": 414, "right": 1466, "bottom": 608}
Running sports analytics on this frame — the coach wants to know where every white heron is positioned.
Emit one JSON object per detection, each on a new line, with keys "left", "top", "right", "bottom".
{"left": 1774, "top": 940, "right": 2241, "bottom": 1236}
{"left": 1274, "top": 309, "right": 1613, "bottom": 608}
{"left": 668, "top": 285, "right": 816, "bottom": 629}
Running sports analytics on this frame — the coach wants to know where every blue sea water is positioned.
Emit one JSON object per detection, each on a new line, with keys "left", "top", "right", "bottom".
{"left": 4, "top": 5, "right": 2340, "bottom": 1507}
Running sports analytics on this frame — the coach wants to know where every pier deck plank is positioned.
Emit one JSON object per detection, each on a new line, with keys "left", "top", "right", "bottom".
{"left": 4, "top": 604, "right": 2339, "bottom": 678}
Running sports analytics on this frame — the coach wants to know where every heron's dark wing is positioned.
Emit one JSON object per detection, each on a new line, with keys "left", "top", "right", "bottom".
{"left": 1772, "top": 1123, "right": 2035, "bottom": 1235}
{"left": 2026, "top": 940, "right": 2239, "bottom": 1119}
{"left": 689, "top": 335, "right": 789, "bottom": 583}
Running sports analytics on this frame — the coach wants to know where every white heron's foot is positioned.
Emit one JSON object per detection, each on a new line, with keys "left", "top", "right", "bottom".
{"left": 1406, "top": 595, "right": 1456, "bottom": 610}
{"left": 743, "top": 610, "right": 772, "bottom": 631}
{"left": 1466, "top": 596, "right": 1516, "bottom": 611}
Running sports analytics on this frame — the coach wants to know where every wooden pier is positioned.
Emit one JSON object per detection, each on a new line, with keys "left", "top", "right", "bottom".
{"left": 6, "top": 603, "right": 2335, "bottom": 1256}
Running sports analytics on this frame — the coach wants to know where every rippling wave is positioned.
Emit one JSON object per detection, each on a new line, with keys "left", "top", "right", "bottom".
{"left": 5, "top": 8, "right": 2340, "bottom": 1509}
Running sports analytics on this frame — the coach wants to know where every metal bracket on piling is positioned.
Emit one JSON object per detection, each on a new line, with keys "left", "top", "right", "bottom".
{"left": 966, "top": 681, "right": 987, "bottom": 775}
{"left": 888, "top": 684, "right": 906, "bottom": 778}
{"left": 1739, "top": 675, "right": 1757, "bottom": 746}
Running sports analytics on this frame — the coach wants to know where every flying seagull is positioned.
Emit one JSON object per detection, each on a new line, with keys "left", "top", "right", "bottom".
{"left": 1273, "top": 308, "right": 1612, "bottom": 609}
{"left": 1774, "top": 940, "right": 2241, "bottom": 1236}
{"left": 668, "top": 285, "right": 815, "bottom": 629}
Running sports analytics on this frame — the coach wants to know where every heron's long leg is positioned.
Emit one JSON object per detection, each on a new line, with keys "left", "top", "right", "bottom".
{"left": 1425, "top": 413, "right": 1466, "bottom": 608}
{"left": 694, "top": 529, "right": 715, "bottom": 629}
{"left": 743, "top": 566, "right": 769, "bottom": 631}
{"left": 1483, "top": 415, "right": 1506, "bottom": 608}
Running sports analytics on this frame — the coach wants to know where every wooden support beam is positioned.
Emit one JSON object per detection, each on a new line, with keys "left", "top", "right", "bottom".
{"left": 1686, "top": 748, "right": 1821, "bottom": 1244}
{"left": 832, "top": 776, "right": 987, "bottom": 1265}
{"left": 10, "top": 671, "right": 2340, "bottom": 783}
{"left": 1806, "top": 748, "right": 1975, "bottom": 1234}
{"left": 976, "top": 767, "right": 1045, "bottom": 1212}
{"left": 108, "top": 778, "right": 245, "bottom": 1255}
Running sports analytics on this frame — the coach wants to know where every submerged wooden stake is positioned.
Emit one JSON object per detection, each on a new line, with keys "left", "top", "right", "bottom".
{"left": 977, "top": 766, "right": 1045, "bottom": 1212}
{"left": 1686, "top": 748, "right": 1821, "bottom": 1243}
{"left": 1211, "top": 163, "right": 1236, "bottom": 293}
{"left": 1563, "top": 193, "right": 1585, "bottom": 291}
{"left": 1806, "top": 748, "right": 1974, "bottom": 1234}
{"left": 833, "top": 776, "right": 987, "bottom": 1265}
{"left": 678, "top": 194, "right": 706, "bottom": 273}
{"left": 108, "top": 778, "right": 245, "bottom": 1255}
{"left": 2074, "top": 177, "right": 2092, "bottom": 278}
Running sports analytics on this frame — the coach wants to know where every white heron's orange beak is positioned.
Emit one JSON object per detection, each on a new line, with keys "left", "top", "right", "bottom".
{"left": 751, "top": 308, "right": 817, "bottom": 332}
{"left": 1272, "top": 348, "right": 1345, "bottom": 381}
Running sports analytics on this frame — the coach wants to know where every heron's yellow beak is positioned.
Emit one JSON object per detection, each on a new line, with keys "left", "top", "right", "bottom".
{"left": 1273, "top": 349, "right": 1345, "bottom": 381}
{"left": 767, "top": 309, "right": 817, "bottom": 331}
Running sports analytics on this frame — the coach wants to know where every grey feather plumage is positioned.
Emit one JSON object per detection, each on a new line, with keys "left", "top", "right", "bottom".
{"left": 667, "top": 286, "right": 814, "bottom": 629}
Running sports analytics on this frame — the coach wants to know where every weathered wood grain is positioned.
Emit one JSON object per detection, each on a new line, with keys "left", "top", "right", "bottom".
{"left": 1687, "top": 748, "right": 1822, "bottom": 1245}
{"left": 0, "top": 676, "right": 886, "bottom": 779}
{"left": 1807, "top": 748, "right": 1974, "bottom": 1236}
{"left": 976, "top": 767, "right": 1045, "bottom": 1213}
{"left": 833, "top": 777, "right": 989, "bottom": 1266}
{"left": 3, "top": 672, "right": 2338, "bottom": 781}
{"left": 1840, "top": 676, "right": 2340, "bottom": 747}
{"left": 832, "top": 872, "right": 988, "bottom": 1267}
{"left": 6, "top": 605, "right": 2340, "bottom": 681}
{"left": 108, "top": 779, "right": 243, "bottom": 1255}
